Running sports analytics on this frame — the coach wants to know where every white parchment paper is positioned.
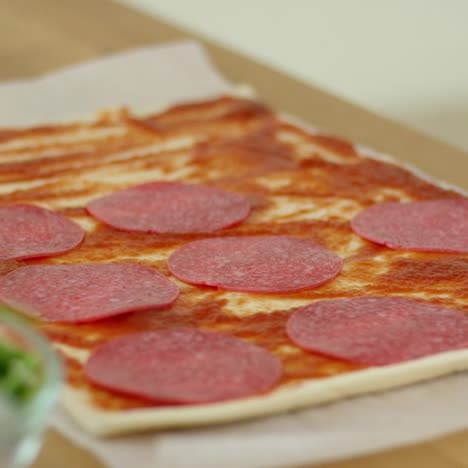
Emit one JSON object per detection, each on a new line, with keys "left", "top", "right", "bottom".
{"left": 2, "top": 40, "right": 467, "bottom": 468}
{"left": 0, "top": 41, "right": 229, "bottom": 126}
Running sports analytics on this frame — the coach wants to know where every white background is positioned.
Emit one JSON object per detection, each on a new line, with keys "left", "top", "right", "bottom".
{"left": 118, "top": 0, "right": 468, "bottom": 151}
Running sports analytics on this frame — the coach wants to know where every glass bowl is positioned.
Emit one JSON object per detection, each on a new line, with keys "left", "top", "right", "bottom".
{"left": 0, "top": 306, "right": 62, "bottom": 468}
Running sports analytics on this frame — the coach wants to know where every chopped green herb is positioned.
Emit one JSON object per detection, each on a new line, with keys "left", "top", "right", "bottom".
{"left": 0, "top": 341, "right": 42, "bottom": 404}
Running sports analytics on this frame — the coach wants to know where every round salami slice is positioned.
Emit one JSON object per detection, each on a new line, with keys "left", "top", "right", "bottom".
{"left": 0, "top": 264, "right": 179, "bottom": 323}
{"left": 351, "top": 199, "right": 468, "bottom": 253}
{"left": 86, "top": 182, "right": 250, "bottom": 234}
{"left": 168, "top": 235, "right": 342, "bottom": 293}
{"left": 84, "top": 328, "right": 282, "bottom": 404}
{"left": 0, "top": 204, "right": 84, "bottom": 261}
{"left": 287, "top": 296, "right": 468, "bottom": 365}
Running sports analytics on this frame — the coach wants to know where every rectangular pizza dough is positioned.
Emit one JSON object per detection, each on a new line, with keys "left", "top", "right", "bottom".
{"left": 0, "top": 94, "right": 467, "bottom": 436}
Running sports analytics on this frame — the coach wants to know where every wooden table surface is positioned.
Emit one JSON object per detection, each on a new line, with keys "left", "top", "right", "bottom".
{"left": 1, "top": 0, "right": 467, "bottom": 467}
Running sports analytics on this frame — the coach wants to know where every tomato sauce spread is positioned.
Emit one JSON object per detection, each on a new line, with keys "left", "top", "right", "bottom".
{"left": 0, "top": 96, "right": 465, "bottom": 410}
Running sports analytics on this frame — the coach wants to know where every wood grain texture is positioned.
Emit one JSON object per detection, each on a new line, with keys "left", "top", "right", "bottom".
{"left": 0, "top": 0, "right": 466, "bottom": 466}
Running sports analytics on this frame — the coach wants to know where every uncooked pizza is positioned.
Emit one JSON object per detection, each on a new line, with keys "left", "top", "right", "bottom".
{"left": 0, "top": 96, "right": 467, "bottom": 435}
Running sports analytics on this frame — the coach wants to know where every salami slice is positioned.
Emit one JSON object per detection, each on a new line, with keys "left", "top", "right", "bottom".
{"left": 168, "top": 235, "right": 342, "bottom": 293}
{"left": 0, "top": 264, "right": 179, "bottom": 323}
{"left": 0, "top": 204, "right": 84, "bottom": 261}
{"left": 84, "top": 328, "right": 282, "bottom": 404}
{"left": 351, "top": 199, "right": 468, "bottom": 253}
{"left": 86, "top": 182, "right": 250, "bottom": 234}
{"left": 287, "top": 296, "right": 468, "bottom": 365}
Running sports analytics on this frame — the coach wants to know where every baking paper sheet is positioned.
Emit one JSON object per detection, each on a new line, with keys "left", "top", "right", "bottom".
{"left": 2, "top": 40, "right": 467, "bottom": 468}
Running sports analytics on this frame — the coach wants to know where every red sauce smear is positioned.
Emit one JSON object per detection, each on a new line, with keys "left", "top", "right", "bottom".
{"left": 0, "top": 96, "right": 465, "bottom": 410}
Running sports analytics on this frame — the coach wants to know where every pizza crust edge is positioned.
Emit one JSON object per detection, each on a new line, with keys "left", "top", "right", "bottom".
{"left": 62, "top": 348, "right": 468, "bottom": 436}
